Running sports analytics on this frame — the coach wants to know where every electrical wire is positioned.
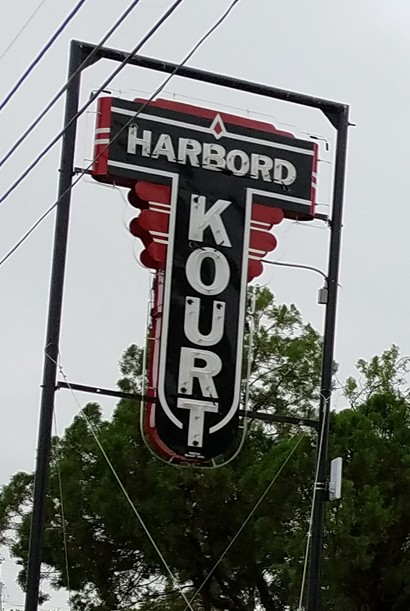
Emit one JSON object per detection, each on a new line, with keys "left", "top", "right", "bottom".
{"left": 0, "top": 0, "right": 88, "bottom": 112}
{"left": 296, "top": 398, "right": 328, "bottom": 610}
{"left": 0, "top": 0, "right": 241, "bottom": 268}
{"left": 52, "top": 411, "right": 73, "bottom": 611}
{"left": 0, "top": 0, "right": 48, "bottom": 63}
{"left": 0, "top": 0, "right": 186, "bottom": 204}
{"left": 182, "top": 433, "right": 306, "bottom": 611}
{"left": 50, "top": 355, "right": 195, "bottom": 611}
{"left": 0, "top": 203, "right": 56, "bottom": 267}
{"left": 0, "top": 0, "right": 144, "bottom": 170}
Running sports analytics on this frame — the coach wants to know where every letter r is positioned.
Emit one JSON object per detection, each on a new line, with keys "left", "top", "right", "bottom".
{"left": 178, "top": 347, "right": 222, "bottom": 398}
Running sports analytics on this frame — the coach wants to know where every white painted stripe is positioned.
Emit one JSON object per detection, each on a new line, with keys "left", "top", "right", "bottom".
{"left": 94, "top": 138, "right": 110, "bottom": 144}
{"left": 249, "top": 248, "right": 266, "bottom": 255}
{"left": 250, "top": 226, "right": 270, "bottom": 233}
{"left": 148, "top": 201, "right": 170, "bottom": 209}
{"left": 101, "top": 162, "right": 181, "bottom": 431}
{"left": 158, "top": 171, "right": 183, "bottom": 429}
{"left": 153, "top": 238, "right": 168, "bottom": 245}
{"left": 250, "top": 188, "right": 310, "bottom": 206}
{"left": 228, "top": 131, "right": 313, "bottom": 155}
{"left": 251, "top": 219, "right": 270, "bottom": 228}
{"left": 95, "top": 128, "right": 111, "bottom": 134}
{"left": 150, "top": 207, "right": 170, "bottom": 215}
{"left": 209, "top": 186, "right": 252, "bottom": 434}
{"left": 108, "top": 160, "right": 311, "bottom": 206}
{"left": 151, "top": 231, "right": 168, "bottom": 238}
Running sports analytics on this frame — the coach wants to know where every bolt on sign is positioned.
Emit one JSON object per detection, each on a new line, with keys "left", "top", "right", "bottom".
{"left": 92, "top": 97, "right": 318, "bottom": 463}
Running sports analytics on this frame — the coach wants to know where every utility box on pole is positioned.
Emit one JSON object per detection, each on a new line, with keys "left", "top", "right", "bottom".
{"left": 329, "top": 456, "right": 343, "bottom": 501}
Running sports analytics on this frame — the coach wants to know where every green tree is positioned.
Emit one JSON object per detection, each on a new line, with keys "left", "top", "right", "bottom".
{"left": 7, "top": 296, "right": 410, "bottom": 611}
{"left": 247, "top": 288, "right": 322, "bottom": 420}
{"left": 323, "top": 346, "right": 410, "bottom": 611}
{"left": 0, "top": 289, "right": 321, "bottom": 611}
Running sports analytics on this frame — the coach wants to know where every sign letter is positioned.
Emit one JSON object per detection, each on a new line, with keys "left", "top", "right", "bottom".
{"left": 184, "top": 297, "right": 226, "bottom": 346}
{"left": 185, "top": 248, "right": 230, "bottom": 296}
{"left": 273, "top": 159, "right": 297, "bottom": 186}
{"left": 178, "top": 347, "right": 222, "bottom": 398}
{"left": 177, "top": 398, "right": 219, "bottom": 447}
{"left": 189, "top": 195, "right": 232, "bottom": 246}
{"left": 127, "top": 125, "right": 151, "bottom": 156}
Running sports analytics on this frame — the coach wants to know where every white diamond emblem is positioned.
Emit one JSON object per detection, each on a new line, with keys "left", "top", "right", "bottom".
{"left": 210, "top": 114, "right": 226, "bottom": 139}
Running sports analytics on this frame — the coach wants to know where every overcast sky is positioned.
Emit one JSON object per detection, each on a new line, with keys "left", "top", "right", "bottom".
{"left": 1, "top": 0, "right": 409, "bottom": 608}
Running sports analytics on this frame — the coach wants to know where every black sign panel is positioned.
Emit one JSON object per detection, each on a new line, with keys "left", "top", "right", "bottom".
{"left": 92, "top": 97, "right": 318, "bottom": 461}
{"left": 94, "top": 97, "right": 318, "bottom": 219}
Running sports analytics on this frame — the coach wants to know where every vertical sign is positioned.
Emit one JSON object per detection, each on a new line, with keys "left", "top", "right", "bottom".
{"left": 93, "top": 97, "right": 318, "bottom": 462}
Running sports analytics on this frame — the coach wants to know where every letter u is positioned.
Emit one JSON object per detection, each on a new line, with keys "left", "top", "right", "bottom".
{"left": 184, "top": 297, "right": 225, "bottom": 346}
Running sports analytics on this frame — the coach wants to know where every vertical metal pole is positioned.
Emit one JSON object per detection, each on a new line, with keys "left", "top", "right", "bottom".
{"left": 307, "top": 106, "right": 349, "bottom": 611}
{"left": 0, "top": 555, "right": 4, "bottom": 611}
{"left": 24, "top": 42, "right": 83, "bottom": 611}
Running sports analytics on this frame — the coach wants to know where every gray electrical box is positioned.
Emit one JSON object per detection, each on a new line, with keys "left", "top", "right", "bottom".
{"left": 318, "top": 287, "right": 328, "bottom": 304}
{"left": 329, "top": 457, "right": 343, "bottom": 501}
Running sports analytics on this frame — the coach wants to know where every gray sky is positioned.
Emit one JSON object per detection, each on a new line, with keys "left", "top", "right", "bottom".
{"left": 0, "top": 0, "right": 409, "bottom": 607}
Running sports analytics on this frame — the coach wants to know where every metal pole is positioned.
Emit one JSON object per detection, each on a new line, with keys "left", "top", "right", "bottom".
{"left": 307, "top": 106, "right": 349, "bottom": 611}
{"left": 0, "top": 555, "right": 4, "bottom": 611}
{"left": 24, "top": 42, "right": 83, "bottom": 611}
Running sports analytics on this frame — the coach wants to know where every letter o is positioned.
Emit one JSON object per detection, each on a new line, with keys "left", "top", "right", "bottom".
{"left": 185, "top": 248, "right": 230, "bottom": 295}
{"left": 226, "top": 149, "right": 250, "bottom": 176}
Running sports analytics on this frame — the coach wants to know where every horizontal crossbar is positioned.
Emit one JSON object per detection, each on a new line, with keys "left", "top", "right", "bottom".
{"left": 57, "top": 381, "right": 319, "bottom": 429}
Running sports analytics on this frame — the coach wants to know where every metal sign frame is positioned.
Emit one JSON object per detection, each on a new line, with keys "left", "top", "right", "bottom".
{"left": 25, "top": 39, "right": 349, "bottom": 611}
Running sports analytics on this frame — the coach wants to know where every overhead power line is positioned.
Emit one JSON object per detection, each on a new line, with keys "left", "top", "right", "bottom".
{"left": 0, "top": 0, "right": 241, "bottom": 269}
{"left": 0, "top": 0, "right": 186, "bottom": 205}
{"left": 0, "top": 0, "right": 88, "bottom": 113}
{"left": 0, "top": 0, "right": 48, "bottom": 63}
{"left": 0, "top": 204, "right": 54, "bottom": 267}
{"left": 0, "top": 0, "right": 144, "bottom": 170}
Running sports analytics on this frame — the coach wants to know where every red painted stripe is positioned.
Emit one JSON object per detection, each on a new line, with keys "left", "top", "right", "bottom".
{"left": 249, "top": 229, "right": 277, "bottom": 253}
{"left": 135, "top": 181, "right": 171, "bottom": 204}
{"left": 134, "top": 97, "right": 295, "bottom": 138}
{"left": 92, "top": 97, "right": 112, "bottom": 176}
{"left": 251, "top": 203, "right": 284, "bottom": 225}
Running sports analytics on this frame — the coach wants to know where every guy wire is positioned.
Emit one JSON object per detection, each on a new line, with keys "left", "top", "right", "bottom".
{"left": 49, "top": 353, "right": 196, "bottom": 611}
{"left": 182, "top": 432, "right": 305, "bottom": 611}
{"left": 52, "top": 408, "right": 72, "bottom": 611}
{"left": 297, "top": 395, "right": 328, "bottom": 610}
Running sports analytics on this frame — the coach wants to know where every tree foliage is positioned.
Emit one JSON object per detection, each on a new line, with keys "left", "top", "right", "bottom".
{"left": 323, "top": 346, "right": 410, "bottom": 611}
{"left": 247, "top": 288, "right": 322, "bottom": 419}
{"left": 2, "top": 292, "right": 410, "bottom": 611}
